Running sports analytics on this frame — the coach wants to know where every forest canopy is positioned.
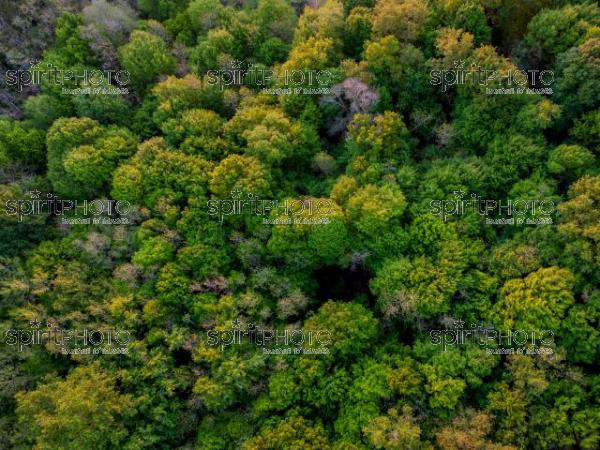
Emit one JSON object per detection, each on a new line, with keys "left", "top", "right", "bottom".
{"left": 1, "top": 0, "right": 599, "bottom": 449}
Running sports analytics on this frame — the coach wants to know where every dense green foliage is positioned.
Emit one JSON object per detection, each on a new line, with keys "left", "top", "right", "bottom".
{"left": 1, "top": 0, "right": 599, "bottom": 449}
